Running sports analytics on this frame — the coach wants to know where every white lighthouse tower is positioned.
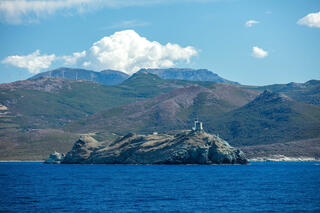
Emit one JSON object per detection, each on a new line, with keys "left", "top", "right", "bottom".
{"left": 192, "top": 119, "right": 203, "bottom": 131}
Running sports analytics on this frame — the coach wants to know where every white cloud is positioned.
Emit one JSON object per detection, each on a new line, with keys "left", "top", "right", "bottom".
{"left": 297, "top": 11, "right": 320, "bottom": 28}
{"left": 70, "top": 30, "right": 197, "bottom": 74}
{"left": 245, "top": 20, "right": 259, "bottom": 27}
{"left": 2, "top": 30, "right": 197, "bottom": 75}
{"left": 0, "top": 0, "right": 158, "bottom": 24}
{"left": 62, "top": 51, "right": 86, "bottom": 65}
{"left": 0, "top": 0, "right": 91, "bottom": 24}
{"left": 108, "top": 20, "right": 150, "bottom": 29}
{"left": 251, "top": 46, "right": 268, "bottom": 58}
{"left": 0, "top": 0, "right": 219, "bottom": 24}
{"left": 1, "top": 50, "right": 56, "bottom": 74}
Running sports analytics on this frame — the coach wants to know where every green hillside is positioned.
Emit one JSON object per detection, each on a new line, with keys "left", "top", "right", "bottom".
{"left": 0, "top": 73, "right": 200, "bottom": 130}
{"left": 244, "top": 80, "right": 320, "bottom": 105}
{"left": 210, "top": 90, "right": 320, "bottom": 146}
{"left": 65, "top": 89, "right": 320, "bottom": 149}
{"left": 64, "top": 84, "right": 260, "bottom": 135}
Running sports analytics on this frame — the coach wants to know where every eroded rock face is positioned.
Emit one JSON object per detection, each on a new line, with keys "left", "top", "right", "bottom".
{"left": 62, "top": 131, "right": 248, "bottom": 164}
{"left": 44, "top": 151, "right": 65, "bottom": 164}
{"left": 62, "top": 135, "right": 100, "bottom": 164}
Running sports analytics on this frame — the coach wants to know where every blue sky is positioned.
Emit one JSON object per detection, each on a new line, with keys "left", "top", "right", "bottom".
{"left": 0, "top": 0, "right": 319, "bottom": 85}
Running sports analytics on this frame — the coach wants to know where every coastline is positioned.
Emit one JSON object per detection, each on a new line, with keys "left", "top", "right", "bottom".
{"left": 1, "top": 159, "right": 320, "bottom": 163}
{"left": 249, "top": 155, "right": 320, "bottom": 162}
{"left": 0, "top": 160, "right": 44, "bottom": 162}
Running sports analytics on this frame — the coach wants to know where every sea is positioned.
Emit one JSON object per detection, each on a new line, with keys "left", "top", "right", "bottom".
{"left": 0, "top": 162, "right": 319, "bottom": 212}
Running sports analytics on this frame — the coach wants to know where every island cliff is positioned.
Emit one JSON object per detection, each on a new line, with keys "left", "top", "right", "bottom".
{"left": 58, "top": 129, "right": 248, "bottom": 164}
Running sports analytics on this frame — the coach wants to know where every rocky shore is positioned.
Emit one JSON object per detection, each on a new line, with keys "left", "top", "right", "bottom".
{"left": 46, "top": 130, "right": 248, "bottom": 164}
{"left": 249, "top": 155, "right": 320, "bottom": 162}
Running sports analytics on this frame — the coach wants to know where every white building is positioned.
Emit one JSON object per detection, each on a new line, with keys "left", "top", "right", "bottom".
{"left": 192, "top": 120, "right": 203, "bottom": 131}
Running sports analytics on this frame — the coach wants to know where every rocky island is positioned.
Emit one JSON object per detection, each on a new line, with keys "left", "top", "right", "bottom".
{"left": 44, "top": 151, "right": 65, "bottom": 164}
{"left": 46, "top": 121, "right": 248, "bottom": 164}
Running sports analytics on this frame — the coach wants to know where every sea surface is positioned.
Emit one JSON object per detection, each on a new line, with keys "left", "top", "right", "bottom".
{"left": 0, "top": 162, "right": 320, "bottom": 212}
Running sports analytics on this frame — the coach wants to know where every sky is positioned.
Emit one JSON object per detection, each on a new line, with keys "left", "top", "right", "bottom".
{"left": 0, "top": 0, "right": 319, "bottom": 86}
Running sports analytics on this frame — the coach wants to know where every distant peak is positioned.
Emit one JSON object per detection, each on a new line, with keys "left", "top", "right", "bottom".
{"left": 100, "top": 69, "right": 128, "bottom": 76}
{"left": 136, "top": 71, "right": 150, "bottom": 74}
{"left": 120, "top": 71, "right": 162, "bottom": 86}
{"left": 130, "top": 71, "right": 160, "bottom": 78}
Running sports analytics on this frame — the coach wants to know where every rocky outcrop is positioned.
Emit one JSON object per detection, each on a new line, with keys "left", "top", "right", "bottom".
{"left": 62, "top": 135, "right": 101, "bottom": 163}
{"left": 62, "top": 130, "right": 248, "bottom": 164}
{"left": 44, "top": 151, "right": 65, "bottom": 164}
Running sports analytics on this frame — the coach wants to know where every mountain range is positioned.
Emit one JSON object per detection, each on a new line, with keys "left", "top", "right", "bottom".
{"left": 30, "top": 67, "right": 238, "bottom": 85}
{"left": 0, "top": 68, "right": 319, "bottom": 160}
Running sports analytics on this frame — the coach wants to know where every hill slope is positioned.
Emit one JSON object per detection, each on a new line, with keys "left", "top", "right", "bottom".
{"left": 66, "top": 89, "right": 320, "bottom": 148}
{"left": 241, "top": 137, "right": 320, "bottom": 160}
{"left": 211, "top": 90, "right": 320, "bottom": 146}
{"left": 65, "top": 84, "right": 259, "bottom": 134}
{"left": 247, "top": 80, "right": 320, "bottom": 105}
{"left": 0, "top": 73, "right": 200, "bottom": 130}
{"left": 0, "top": 77, "right": 135, "bottom": 129}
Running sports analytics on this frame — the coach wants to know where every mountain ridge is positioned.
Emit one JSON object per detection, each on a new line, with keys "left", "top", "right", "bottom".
{"left": 29, "top": 67, "right": 129, "bottom": 85}
{"left": 138, "top": 68, "right": 239, "bottom": 84}
{"left": 29, "top": 67, "right": 240, "bottom": 86}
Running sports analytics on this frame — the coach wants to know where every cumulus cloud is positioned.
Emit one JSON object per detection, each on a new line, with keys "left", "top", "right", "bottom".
{"left": 1, "top": 50, "right": 56, "bottom": 74}
{"left": 251, "top": 46, "right": 268, "bottom": 58}
{"left": 245, "top": 20, "right": 259, "bottom": 27}
{"left": 2, "top": 30, "right": 197, "bottom": 75}
{"left": 297, "top": 11, "right": 320, "bottom": 28}
{"left": 62, "top": 51, "right": 86, "bottom": 65}
{"left": 71, "top": 30, "right": 197, "bottom": 74}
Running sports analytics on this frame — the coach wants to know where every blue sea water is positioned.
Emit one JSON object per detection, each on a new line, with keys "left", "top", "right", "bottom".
{"left": 0, "top": 162, "right": 320, "bottom": 212}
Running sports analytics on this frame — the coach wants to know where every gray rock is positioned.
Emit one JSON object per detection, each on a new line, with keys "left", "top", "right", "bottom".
{"left": 62, "top": 130, "right": 248, "bottom": 164}
{"left": 44, "top": 151, "right": 65, "bottom": 164}
{"left": 62, "top": 135, "right": 101, "bottom": 164}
